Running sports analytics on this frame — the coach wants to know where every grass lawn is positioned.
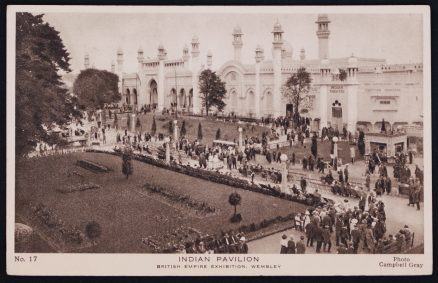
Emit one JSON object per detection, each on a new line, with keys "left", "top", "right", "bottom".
{"left": 16, "top": 152, "right": 307, "bottom": 253}
{"left": 118, "top": 113, "right": 269, "bottom": 145}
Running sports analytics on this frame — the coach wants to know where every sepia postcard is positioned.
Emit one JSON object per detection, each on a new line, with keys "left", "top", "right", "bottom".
{"left": 6, "top": 5, "right": 432, "bottom": 276}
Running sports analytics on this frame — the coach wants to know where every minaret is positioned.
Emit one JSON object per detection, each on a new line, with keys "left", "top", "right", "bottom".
{"left": 255, "top": 45, "right": 264, "bottom": 118}
{"left": 137, "top": 46, "right": 144, "bottom": 72}
{"left": 272, "top": 20, "right": 284, "bottom": 117}
{"left": 316, "top": 14, "right": 330, "bottom": 60}
{"left": 117, "top": 47, "right": 124, "bottom": 73}
{"left": 206, "top": 50, "right": 212, "bottom": 69}
{"left": 182, "top": 44, "right": 190, "bottom": 68}
{"left": 347, "top": 55, "right": 359, "bottom": 133}
{"left": 191, "top": 36, "right": 201, "bottom": 114}
{"left": 157, "top": 44, "right": 167, "bottom": 111}
{"left": 300, "top": 48, "right": 306, "bottom": 61}
{"left": 319, "top": 58, "right": 331, "bottom": 132}
{"left": 116, "top": 48, "right": 124, "bottom": 95}
{"left": 84, "top": 53, "right": 90, "bottom": 69}
{"left": 232, "top": 25, "right": 243, "bottom": 61}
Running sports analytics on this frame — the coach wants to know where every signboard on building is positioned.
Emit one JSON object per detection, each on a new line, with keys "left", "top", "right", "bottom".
{"left": 329, "top": 85, "right": 345, "bottom": 94}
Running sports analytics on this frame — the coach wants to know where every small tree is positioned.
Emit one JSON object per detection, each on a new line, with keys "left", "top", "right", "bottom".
{"left": 168, "top": 120, "right": 173, "bottom": 135}
{"left": 228, "top": 192, "right": 242, "bottom": 222}
{"left": 180, "top": 120, "right": 187, "bottom": 137}
{"left": 197, "top": 123, "right": 203, "bottom": 141}
{"left": 136, "top": 117, "right": 142, "bottom": 131}
{"left": 339, "top": 69, "right": 348, "bottom": 81}
{"left": 357, "top": 130, "right": 365, "bottom": 156}
{"left": 281, "top": 67, "right": 312, "bottom": 125}
{"left": 198, "top": 69, "right": 227, "bottom": 116}
{"left": 122, "top": 147, "right": 133, "bottom": 179}
{"left": 113, "top": 113, "right": 119, "bottom": 129}
{"left": 85, "top": 221, "right": 102, "bottom": 243}
{"left": 311, "top": 133, "right": 318, "bottom": 158}
{"left": 216, "top": 128, "right": 221, "bottom": 140}
{"left": 151, "top": 116, "right": 157, "bottom": 136}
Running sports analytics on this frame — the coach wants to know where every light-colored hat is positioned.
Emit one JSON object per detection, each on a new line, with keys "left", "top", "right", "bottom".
{"left": 240, "top": 237, "right": 246, "bottom": 242}
{"left": 351, "top": 219, "right": 358, "bottom": 224}
{"left": 305, "top": 210, "right": 310, "bottom": 215}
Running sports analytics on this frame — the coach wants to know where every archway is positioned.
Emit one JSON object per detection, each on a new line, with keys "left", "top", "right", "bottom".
{"left": 188, "top": 89, "right": 193, "bottom": 111}
{"left": 149, "top": 80, "right": 158, "bottom": 106}
{"left": 230, "top": 90, "right": 238, "bottom": 113}
{"left": 331, "top": 100, "right": 342, "bottom": 130}
{"left": 170, "top": 88, "right": 177, "bottom": 105}
{"left": 179, "top": 88, "right": 186, "bottom": 108}
{"left": 132, "top": 88, "right": 138, "bottom": 106}
{"left": 125, "top": 88, "right": 131, "bottom": 105}
{"left": 263, "top": 89, "right": 273, "bottom": 116}
{"left": 247, "top": 90, "right": 255, "bottom": 116}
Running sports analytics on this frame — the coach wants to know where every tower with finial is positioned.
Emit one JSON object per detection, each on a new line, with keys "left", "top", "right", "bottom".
{"left": 157, "top": 44, "right": 167, "bottom": 111}
{"left": 300, "top": 48, "right": 306, "bottom": 61}
{"left": 117, "top": 47, "right": 124, "bottom": 73}
{"left": 207, "top": 50, "right": 212, "bottom": 69}
{"left": 183, "top": 44, "right": 190, "bottom": 62}
{"left": 272, "top": 19, "right": 284, "bottom": 117}
{"left": 137, "top": 46, "right": 144, "bottom": 71}
{"left": 191, "top": 35, "right": 201, "bottom": 114}
{"left": 254, "top": 45, "right": 264, "bottom": 118}
{"left": 346, "top": 54, "right": 359, "bottom": 133}
{"left": 84, "top": 53, "right": 90, "bottom": 69}
{"left": 316, "top": 14, "right": 330, "bottom": 60}
{"left": 232, "top": 25, "right": 243, "bottom": 61}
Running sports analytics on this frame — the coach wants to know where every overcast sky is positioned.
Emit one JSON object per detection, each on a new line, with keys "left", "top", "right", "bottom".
{"left": 42, "top": 12, "right": 423, "bottom": 74}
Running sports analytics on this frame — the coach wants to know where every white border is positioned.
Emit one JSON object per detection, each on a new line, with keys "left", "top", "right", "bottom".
{"left": 6, "top": 5, "right": 432, "bottom": 276}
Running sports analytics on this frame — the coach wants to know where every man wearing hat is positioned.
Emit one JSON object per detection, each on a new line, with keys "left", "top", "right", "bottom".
{"left": 287, "top": 235, "right": 296, "bottom": 254}
{"left": 322, "top": 225, "right": 332, "bottom": 253}
{"left": 239, "top": 236, "right": 248, "bottom": 254}
{"left": 280, "top": 234, "right": 288, "bottom": 254}
{"left": 314, "top": 225, "right": 324, "bottom": 253}
{"left": 351, "top": 223, "right": 361, "bottom": 253}
{"left": 296, "top": 236, "right": 306, "bottom": 254}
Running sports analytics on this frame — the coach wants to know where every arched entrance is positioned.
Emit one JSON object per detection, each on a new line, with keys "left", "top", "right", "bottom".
{"left": 230, "top": 90, "right": 238, "bottom": 113}
{"left": 188, "top": 89, "right": 193, "bottom": 112}
{"left": 247, "top": 90, "right": 255, "bottom": 116}
{"left": 179, "top": 89, "right": 186, "bottom": 109}
{"left": 331, "top": 100, "right": 342, "bottom": 130}
{"left": 132, "top": 88, "right": 138, "bottom": 106}
{"left": 149, "top": 80, "right": 158, "bottom": 107}
{"left": 263, "top": 89, "right": 273, "bottom": 116}
{"left": 125, "top": 88, "right": 131, "bottom": 105}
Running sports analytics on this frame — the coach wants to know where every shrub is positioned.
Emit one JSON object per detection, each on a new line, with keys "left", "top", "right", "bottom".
{"left": 85, "top": 221, "right": 102, "bottom": 241}
{"left": 230, "top": 213, "right": 242, "bottom": 223}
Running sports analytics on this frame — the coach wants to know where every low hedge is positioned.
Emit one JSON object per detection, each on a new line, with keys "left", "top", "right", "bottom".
{"left": 86, "top": 149, "right": 330, "bottom": 207}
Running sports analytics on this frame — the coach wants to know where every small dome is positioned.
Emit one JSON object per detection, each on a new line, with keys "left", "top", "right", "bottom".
{"left": 117, "top": 47, "right": 123, "bottom": 55}
{"left": 233, "top": 25, "right": 243, "bottom": 35}
{"left": 158, "top": 43, "right": 164, "bottom": 50}
{"left": 255, "top": 45, "right": 264, "bottom": 53}
{"left": 316, "top": 14, "right": 330, "bottom": 23}
{"left": 321, "top": 58, "right": 330, "bottom": 66}
{"left": 192, "top": 35, "right": 199, "bottom": 43}
{"left": 183, "top": 44, "right": 189, "bottom": 51}
{"left": 138, "top": 46, "right": 143, "bottom": 53}
{"left": 84, "top": 53, "right": 89, "bottom": 59}
{"left": 332, "top": 68, "right": 340, "bottom": 75}
{"left": 207, "top": 50, "right": 212, "bottom": 57}
{"left": 272, "top": 20, "right": 283, "bottom": 33}
{"left": 348, "top": 54, "right": 358, "bottom": 67}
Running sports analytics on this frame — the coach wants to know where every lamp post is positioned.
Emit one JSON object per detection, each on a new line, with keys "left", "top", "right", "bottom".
{"left": 280, "top": 153, "right": 288, "bottom": 193}
{"left": 164, "top": 137, "right": 170, "bottom": 164}
{"left": 332, "top": 136, "right": 339, "bottom": 170}
{"left": 238, "top": 127, "right": 243, "bottom": 150}
{"left": 174, "top": 68, "right": 178, "bottom": 119}
{"left": 173, "top": 120, "right": 178, "bottom": 150}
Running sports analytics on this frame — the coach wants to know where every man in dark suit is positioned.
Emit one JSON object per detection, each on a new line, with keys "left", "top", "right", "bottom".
{"left": 287, "top": 235, "right": 296, "bottom": 254}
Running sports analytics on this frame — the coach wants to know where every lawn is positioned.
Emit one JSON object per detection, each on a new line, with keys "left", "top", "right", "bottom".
{"left": 117, "top": 113, "right": 269, "bottom": 145}
{"left": 16, "top": 152, "right": 307, "bottom": 253}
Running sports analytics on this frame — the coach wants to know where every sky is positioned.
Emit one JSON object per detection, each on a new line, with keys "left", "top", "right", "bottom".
{"left": 41, "top": 12, "right": 424, "bottom": 74}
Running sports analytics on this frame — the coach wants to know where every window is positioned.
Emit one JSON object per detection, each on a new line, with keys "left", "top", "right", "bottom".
{"left": 379, "top": 100, "right": 390, "bottom": 105}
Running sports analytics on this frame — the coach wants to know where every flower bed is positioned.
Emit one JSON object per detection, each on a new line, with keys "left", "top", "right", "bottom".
{"left": 76, "top": 159, "right": 111, "bottom": 173}
{"left": 22, "top": 202, "right": 89, "bottom": 251}
{"left": 141, "top": 212, "right": 297, "bottom": 253}
{"left": 143, "top": 183, "right": 217, "bottom": 216}
{"left": 86, "top": 149, "right": 331, "bottom": 208}
{"left": 56, "top": 182, "right": 102, "bottom": 194}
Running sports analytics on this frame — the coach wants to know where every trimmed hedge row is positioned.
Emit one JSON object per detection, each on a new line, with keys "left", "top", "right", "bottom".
{"left": 86, "top": 149, "right": 330, "bottom": 208}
